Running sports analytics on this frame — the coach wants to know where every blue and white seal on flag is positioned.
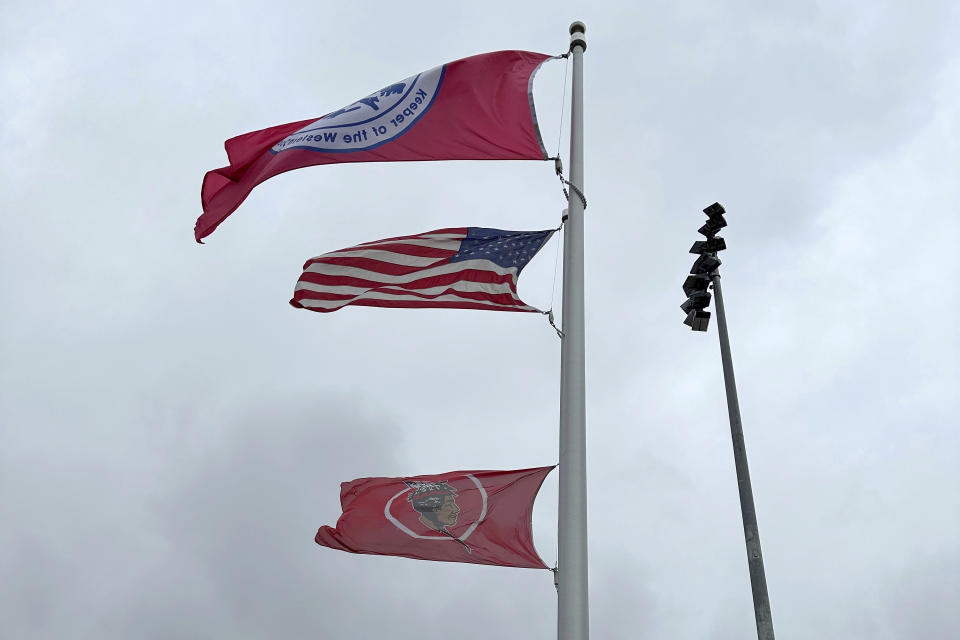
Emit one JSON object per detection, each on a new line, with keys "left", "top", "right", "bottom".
{"left": 271, "top": 65, "right": 445, "bottom": 154}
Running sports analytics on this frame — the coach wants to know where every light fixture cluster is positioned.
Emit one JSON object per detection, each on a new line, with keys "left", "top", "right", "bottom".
{"left": 682, "top": 202, "right": 727, "bottom": 332}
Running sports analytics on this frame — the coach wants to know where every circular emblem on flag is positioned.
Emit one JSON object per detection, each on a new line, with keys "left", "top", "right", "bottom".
{"left": 383, "top": 474, "right": 488, "bottom": 543}
{"left": 271, "top": 65, "right": 446, "bottom": 154}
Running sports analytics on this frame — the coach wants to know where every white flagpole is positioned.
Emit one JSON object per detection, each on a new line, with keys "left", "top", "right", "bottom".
{"left": 558, "top": 21, "right": 588, "bottom": 640}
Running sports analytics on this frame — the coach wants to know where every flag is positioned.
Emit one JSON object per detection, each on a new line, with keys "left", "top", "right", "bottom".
{"left": 316, "top": 466, "right": 553, "bottom": 568}
{"left": 290, "top": 227, "right": 555, "bottom": 313}
{"left": 196, "top": 50, "right": 553, "bottom": 242}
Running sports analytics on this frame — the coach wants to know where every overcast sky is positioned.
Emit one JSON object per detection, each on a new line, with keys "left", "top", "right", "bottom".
{"left": 1, "top": 1, "right": 958, "bottom": 638}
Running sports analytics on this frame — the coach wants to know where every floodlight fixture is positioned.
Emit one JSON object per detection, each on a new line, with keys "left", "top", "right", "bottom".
{"left": 689, "top": 237, "right": 727, "bottom": 254}
{"left": 683, "top": 273, "right": 711, "bottom": 297}
{"left": 698, "top": 216, "right": 727, "bottom": 238}
{"left": 691, "top": 253, "right": 721, "bottom": 275}
{"left": 683, "top": 309, "right": 711, "bottom": 331}
{"left": 703, "top": 202, "right": 725, "bottom": 218}
{"left": 681, "top": 290, "right": 712, "bottom": 314}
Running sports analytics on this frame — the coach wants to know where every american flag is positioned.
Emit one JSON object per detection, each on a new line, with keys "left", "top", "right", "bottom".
{"left": 290, "top": 227, "right": 555, "bottom": 313}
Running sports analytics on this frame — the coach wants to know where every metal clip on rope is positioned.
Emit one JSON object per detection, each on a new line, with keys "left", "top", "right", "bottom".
{"left": 546, "top": 309, "right": 564, "bottom": 339}
{"left": 553, "top": 156, "right": 587, "bottom": 210}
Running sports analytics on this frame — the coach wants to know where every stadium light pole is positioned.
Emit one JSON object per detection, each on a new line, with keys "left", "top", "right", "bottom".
{"left": 682, "top": 203, "right": 776, "bottom": 640}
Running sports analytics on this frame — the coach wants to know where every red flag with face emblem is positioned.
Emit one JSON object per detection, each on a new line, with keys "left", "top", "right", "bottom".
{"left": 315, "top": 466, "right": 553, "bottom": 568}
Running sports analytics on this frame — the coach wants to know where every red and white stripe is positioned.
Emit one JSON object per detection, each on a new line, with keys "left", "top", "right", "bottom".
{"left": 290, "top": 228, "right": 541, "bottom": 313}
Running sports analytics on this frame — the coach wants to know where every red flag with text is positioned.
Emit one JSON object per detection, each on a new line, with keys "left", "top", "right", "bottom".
{"left": 196, "top": 50, "right": 552, "bottom": 242}
{"left": 315, "top": 466, "right": 553, "bottom": 568}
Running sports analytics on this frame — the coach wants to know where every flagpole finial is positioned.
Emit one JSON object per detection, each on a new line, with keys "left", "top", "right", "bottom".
{"left": 569, "top": 21, "right": 586, "bottom": 52}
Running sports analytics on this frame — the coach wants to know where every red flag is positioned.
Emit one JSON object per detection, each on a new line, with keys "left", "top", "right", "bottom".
{"left": 315, "top": 466, "right": 553, "bottom": 569}
{"left": 196, "top": 50, "right": 552, "bottom": 242}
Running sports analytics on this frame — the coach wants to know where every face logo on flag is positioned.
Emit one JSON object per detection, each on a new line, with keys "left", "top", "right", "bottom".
{"left": 384, "top": 475, "right": 489, "bottom": 553}
{"left": 271, "top": 66, "right": 445, "bottom": 154}
{"left": 406, "top": 481, "right": 461, "bottom": 531}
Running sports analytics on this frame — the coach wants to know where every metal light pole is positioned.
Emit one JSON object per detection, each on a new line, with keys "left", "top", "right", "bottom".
{"left": 711, "top": 271, "right": 776, "bottom": 640}
{"left": 682, "top": 203, "right": 775, "bottom": 640}
{"left": 558, "top": 20, "right": 589, "bottom": 640}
